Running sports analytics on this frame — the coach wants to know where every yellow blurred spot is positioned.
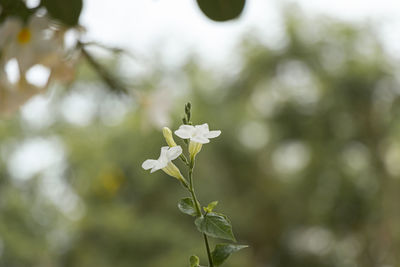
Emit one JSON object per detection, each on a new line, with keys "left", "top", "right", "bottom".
{"left": 99, "top": 166, "right": 125, "bottom": 196}
{"left": 17, "top": 28, "right": 31, "bottom": 44}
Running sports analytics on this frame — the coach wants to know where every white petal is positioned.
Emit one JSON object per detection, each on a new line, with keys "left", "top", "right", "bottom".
{"left": 158, "top": 146, "right": 170, "bottom": 163}
{"left": 192, "top": 136, "right": 210, "bottom": 144}
{"left": 29, "top": 15, "right": 50, "bottom": 33}
{"left": 174, "top": 125, "right": 195, "bottom": 139}
{"left": 206, "top": 130, "right": 221, "bottom": 139}
{"left": 17, "top": 47, "right": 36, "bottom": 73}
{"left": 160, "top": 146, "right": 169, "bottom": 154}
{"left": 196, "top": 123, "right": 209, "bottom": 133}
{"left": 0, "top": 18, "right": 22, "bottom": 48}
{"left": 150, "top": 163, "right": 163, "bottom": 173}
{"left": 142, "top": 159, "right": 158, "bottom": 170}
{"left": 167, "top": 146, "right": 182, "bottom": 160}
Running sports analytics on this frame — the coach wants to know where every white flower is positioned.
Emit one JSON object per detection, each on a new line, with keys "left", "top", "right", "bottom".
{"left": 0, "top": 61, "right": 46, "bottom": 116}
{"left": 0, "top": 79, "right": 46, "bottom": 116}
{"left": 142, "top": 146, "right": 185, "bottom": 181}
{"left": 174, "top": 123, "right": 221, "bottom": 144}
{"left": 0, "top": 15, "right": 62, "bottom": 74}
{"left": 0, "top": 15, "right": 77, "bottom": 116}
{"left": 175, "top": 123, "right": 221, "bottom": 160}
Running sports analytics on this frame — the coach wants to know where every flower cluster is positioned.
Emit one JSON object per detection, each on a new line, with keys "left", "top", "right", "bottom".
{"left": 142, "top": 123, "right": 221, "bottom": 182}
{"left": 0, "top": 14, "right": 79, "bottom": 116}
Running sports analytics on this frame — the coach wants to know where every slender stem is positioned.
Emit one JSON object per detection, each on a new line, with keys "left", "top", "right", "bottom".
{"left": 179, "top": 154, "right": 190, "bottom": 166}
{"left": 188, "top": 168, "right": 202, "bottom": 217}
{"left": 203, "top": 233, "right": 214, "bottom": 267}
{"left": 188, "top": 160, "right": 214, "bottom": 267}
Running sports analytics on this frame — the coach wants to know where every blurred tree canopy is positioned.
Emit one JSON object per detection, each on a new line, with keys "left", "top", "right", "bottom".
{"left": 1, "top": 9, "right": 400, "bottom": 267}
{"left": 0, "top": 0, "right": 246, "bottom": 116}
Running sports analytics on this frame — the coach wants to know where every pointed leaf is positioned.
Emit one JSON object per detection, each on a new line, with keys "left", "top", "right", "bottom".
{"left": 178, "top": 198, "right": 198, "bottom": 216}
{"left": 212, "top": 243, "right": 248, "bottom": 266}
{"left": 195, "top": 213, "right": 235, "bottom": 241}
{"left": 196, "top": 0, "right": 246, "bottom": 22}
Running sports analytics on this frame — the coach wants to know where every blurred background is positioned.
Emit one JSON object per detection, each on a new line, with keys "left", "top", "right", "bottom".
{"left": 1, "top": 0, "right": 400, "bottom": 266}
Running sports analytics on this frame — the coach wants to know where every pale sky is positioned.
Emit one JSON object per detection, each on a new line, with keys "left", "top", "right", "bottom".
{"left": 80, "top": 0, "right": 400, "bottom": 64}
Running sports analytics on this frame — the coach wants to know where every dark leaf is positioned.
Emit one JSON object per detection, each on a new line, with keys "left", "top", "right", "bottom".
{"left": 212, "top": 243, "right": 248, "bottom": 266}
{"left": 178, "top": 198, "right": 198, "bottom": 216}
{"left": 195, "top": 212, "right": 235, "bottom": 241}
{"left": 42, "top": 0, "right": 83, "bottom": 26}
{"left": 196, "top": 0, "right": 246, "bottom": 22}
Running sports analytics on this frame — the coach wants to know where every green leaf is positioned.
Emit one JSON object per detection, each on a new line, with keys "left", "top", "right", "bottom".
{"left": 212, "top": 243, "right": 248, "bottom": 266}
{"left": 189, "top": 255, "right": 200, "bottom": 267}
{"left": 196, "top": 0, "right": 246, "bottom": 22}
{"left": 195, "top": 212, "right": 236, "bottom": 241}
{"left": 203, "top": 200, "right": 218, "bottom": 213}
{"left": 178, "top": 198, "right": 198, "bottom": 216}
{"left": 42, "top": 0, "right": 83, "bottom": 26}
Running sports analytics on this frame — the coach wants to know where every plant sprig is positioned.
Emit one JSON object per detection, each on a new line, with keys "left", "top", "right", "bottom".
{"left": 142, "top": 103, "right": 247, "bottom": 266}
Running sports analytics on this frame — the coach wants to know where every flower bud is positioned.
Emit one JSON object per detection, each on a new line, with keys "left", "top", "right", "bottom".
{"left": 162, "top": 127, "right": 177, "bottom": 147}
{"left": 190, "top": 255, "right": 200, "bottom": 267}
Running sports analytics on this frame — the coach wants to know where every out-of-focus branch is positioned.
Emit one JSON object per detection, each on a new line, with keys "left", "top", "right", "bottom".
{"left": 78, "top": 41, "right": 127, "bottom": 94}
{"left": 80, "top": 41, "right": 130, "bottom": 56}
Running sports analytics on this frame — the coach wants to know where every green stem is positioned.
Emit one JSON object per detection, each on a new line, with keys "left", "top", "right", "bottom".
{"left": 179, "top": 154, "right": 190, "bottom": 166}
{"left": 203, "top": 233, "right": 214, "bottom": 267}
{"left": 188, "top": 161, "right": 214, "bottom": 267}
{"left": 188, "top": 168, "right": 201, "bottom": 217}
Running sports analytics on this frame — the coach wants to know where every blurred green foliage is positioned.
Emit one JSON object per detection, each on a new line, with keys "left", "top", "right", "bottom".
{"left": 1, "top": 11, "right": 400, "bottom": 267}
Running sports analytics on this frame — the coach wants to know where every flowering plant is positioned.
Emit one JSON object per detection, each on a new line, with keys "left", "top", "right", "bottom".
{"left": 142, "top": 103, "right": 247, "bottom": 267}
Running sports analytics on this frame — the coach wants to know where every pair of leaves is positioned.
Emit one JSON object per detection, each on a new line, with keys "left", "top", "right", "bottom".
{"left": 45, "top": 0, "right": 244, "bottom": 25}
{"left": 196, "top": 0, "right": 246, "bottom": 22}
{"left": 178, "top": 198, "right": 235, "bottom": 241}
{"left": 194, "top": 210, "right": 247, "bottom": 265}
{"left": 179, "top": 198, "right": 247, "bottom": 266}
{"left": 178, "top": 198, "right": 219, "bottom": 217}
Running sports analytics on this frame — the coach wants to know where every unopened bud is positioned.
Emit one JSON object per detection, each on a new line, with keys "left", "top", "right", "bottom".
{"left": 185, "top": 102, "right": 191, "bottom": 122}
{"left": 204, "top": 201, "right": 218, "bottom": 213}
{"left": 189, "top": 255, "right": 200, "bottom": 267}
{"left": 162, "top": 127, "right": 177, "bottom": 147}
